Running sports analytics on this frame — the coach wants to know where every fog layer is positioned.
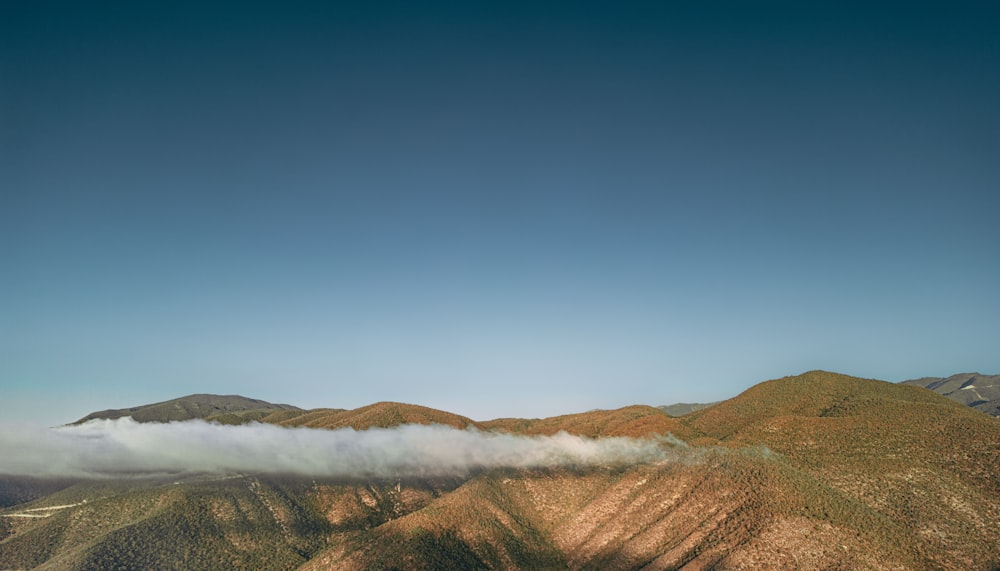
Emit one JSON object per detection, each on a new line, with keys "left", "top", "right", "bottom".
{"left": 0, "top": 419, "right": 671, "bottom": 478}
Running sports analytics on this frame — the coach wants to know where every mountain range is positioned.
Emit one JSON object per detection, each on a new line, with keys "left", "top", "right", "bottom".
{"left": 2, "top": 370, "right": 999, "bottom": 570}
{"left": 656, "top": 372, "right": 1000, "bottom": 418}
{"left": 901, "top": 373, "right": 1000, "bottom": 417}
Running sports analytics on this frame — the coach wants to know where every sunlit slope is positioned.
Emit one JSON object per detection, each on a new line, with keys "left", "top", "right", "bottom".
{"left": 682, "top": 370, "right": 999, "bottom": 483}
{"left": 72, "top": 394, "right": 301, "bottom": 425}
{"left": 683, "top": 370, "right": 971, "bottom": 440}
{"left": 681, "top": 370, "right": 1000, "bottom": 569}
{"left": 301, "top": 453, "right": 927, "bottom": 570}
{"left": 297, "top": 372, "right": 1000, "bottom": 570}
{"left": 271, "top": 402, "right": 475, "bottom": 430}
{"left": 6, "top": 371, "right": 999, "bottom": 570}
{"left": 267, "top": 402, "right": 690, "bottom": 439}
{"left": 479, "top": 405, "right": 693, "bottom": 439}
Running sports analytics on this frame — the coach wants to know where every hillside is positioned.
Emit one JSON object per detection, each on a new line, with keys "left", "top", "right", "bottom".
{"left": 902, "top": 372, "right": 1000, "bottom": 417}
{"left": 71, "top": 394, "right": 302, "bottom": 425}
{"left": 656, "top": 401, "right": 718, "bottom": 417}
{"left": 478, "top": 405, "right": 693, "bottom": 439}
{"left": 683, "top": 371, "right": 1000, "bottom": 565}
{"left": 310, "top": 371, "right": 1000, "bottom": 570}
{"left": 272, "top": 402, "right": 475, "bottom": 430}
{"left": 4, "top": 371, "right": 998, "bottom": 570}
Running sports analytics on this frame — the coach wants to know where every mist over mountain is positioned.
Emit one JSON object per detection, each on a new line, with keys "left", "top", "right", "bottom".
{"left": 2, "top": 371, "right": 999, "bottom": 570}
{"left": 1, "top": 419, "right": 670, "bottom": 480}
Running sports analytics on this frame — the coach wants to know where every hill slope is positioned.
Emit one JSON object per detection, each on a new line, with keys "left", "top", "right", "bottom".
{"left": 305, "top": 371, "right": 999, "bottom": 570}
{"left": 902, "top": 372, "right": 1000, "bottom": 417}
{"left": 72, "top": 394, "right": 302, "bottom": 424}
{"left": 272, "top": 402, "right": 475, "bottom": 430}
{"left": 6, "top": 371, "right": 999, "bottom": 570}
{"left": 479, "top": 405, "right": 692, "bottom": 439}
{"left": 655, "top": 401, "right": 717, "bottom": 417}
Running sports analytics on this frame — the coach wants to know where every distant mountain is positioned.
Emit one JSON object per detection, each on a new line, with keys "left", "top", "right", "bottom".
{"left": 656, "top": 401, "right": 718, "bottom": 416}
{"left": 71, "top": 394, "right": 302, "bottom": 425}
{"left": 5, "top": 371, "right": 998, "bottom": 570}
{"left": 902, "top": 373, "right": 1000, "bottom": 416}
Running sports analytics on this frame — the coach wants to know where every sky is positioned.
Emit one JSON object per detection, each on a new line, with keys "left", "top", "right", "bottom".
{"left": 2, "top": 1, "right": 998, "bottom": 427}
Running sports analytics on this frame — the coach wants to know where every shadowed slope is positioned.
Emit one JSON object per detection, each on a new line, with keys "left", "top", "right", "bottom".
{"left": 72, "top": 394, "right": 301, "bottom": 425}
{"left": 903, "top": 372, "right": 1000, "bottom": 417}
{"left": 656, "top": 402, "right": 718, "bottom": 417}
{"left": 0, "top": 477, "right": 328, "bottom": 570}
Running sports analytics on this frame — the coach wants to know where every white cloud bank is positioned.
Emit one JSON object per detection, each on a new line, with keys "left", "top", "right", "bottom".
{"left": 0, "top": 419, "right": 673, "bottom": 479}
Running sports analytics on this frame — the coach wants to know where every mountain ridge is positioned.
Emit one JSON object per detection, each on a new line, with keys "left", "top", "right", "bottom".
{"left": 69, "top": 369, "right": 1000, "bottom": 429}
{"left": 71, "top": 394, "right": 302, "bottom": 425}
{"left": 901, "top": 372, "right": 1000, "bottom": 417}
{"left": 3, "top": 370, "right": 995, "bottom": 570}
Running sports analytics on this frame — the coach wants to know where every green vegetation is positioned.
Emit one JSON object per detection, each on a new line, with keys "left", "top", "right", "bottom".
{"left": 478, "top": 405, "right": 693, "bottom": 439}
{"left": 6, "top": 370, "right": 999, "bottom": 570}
{"left": 276, "top": 402, "right": 475, "bottom": 430}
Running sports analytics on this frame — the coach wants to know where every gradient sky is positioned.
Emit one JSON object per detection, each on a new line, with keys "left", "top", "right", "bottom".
{"left": 3, "top": 1, "right": 998, "bottom": 426}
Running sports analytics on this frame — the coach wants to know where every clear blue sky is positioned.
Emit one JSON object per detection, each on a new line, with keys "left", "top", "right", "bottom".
{"left": 3, "top": 1, "right": 998, "bottom": 426}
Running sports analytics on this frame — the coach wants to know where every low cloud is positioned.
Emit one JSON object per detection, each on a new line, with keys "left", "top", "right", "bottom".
{"left": 0, "top": 419, "right": 673, "bottom": 479}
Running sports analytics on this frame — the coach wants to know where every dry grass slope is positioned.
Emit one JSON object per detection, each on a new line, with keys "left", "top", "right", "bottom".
{"left": 479, "top": 405, "right": 694, "bottom": 440}
{"left": 6, "top": 371, "right": 999, "bottom": 570}
{"left": 272, "top": 402, "right": 475, "bottom": 430}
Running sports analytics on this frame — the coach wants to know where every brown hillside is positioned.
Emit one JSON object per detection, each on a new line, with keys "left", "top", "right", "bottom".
{"left": 681, "top": 370, "right": 1000, "bottom": 568}
{"left": 8, "top": 371, "right": 1000, "bottom": 570}
{"left": 258, "top": 409, "right": 318, "bottom": 424}
{"left": 297, "top": 372, "right": 1000, "bottom": 570}
{"left": 272, "top": 402, "right": 475, "bottom": 430}
{"left": 682, "top": 370, "right": 958, "bottom": 441}
{"left": 479, "top": 405, "right": 694, "bottom": 440}
{"left": 265, "top": 408, "right": 346, "bottom": 426}
{"left": 301, "top": 452, "right": 923, "bottom": 571}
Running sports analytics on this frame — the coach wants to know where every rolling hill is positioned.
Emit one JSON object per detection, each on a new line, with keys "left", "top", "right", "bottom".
{"left": 271, "top": 402, "right": 475, "bottom": 431}
{"left": 478, "top": 404, "right": 693, "bottom": 439}
{"left": 4, "top": 371, "right": 998, "bottom": 570}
